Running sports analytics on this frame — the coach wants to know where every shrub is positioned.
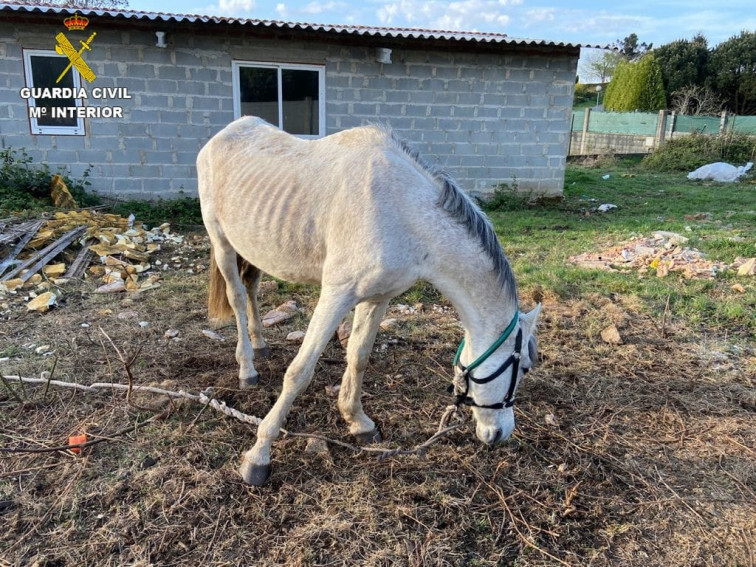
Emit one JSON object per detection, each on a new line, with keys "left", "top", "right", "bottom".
{"left": 0, "top": 147, "right": 98, "bottom": 213}
{"left": 642, "top": 132, "right": 756, "bottom": 172}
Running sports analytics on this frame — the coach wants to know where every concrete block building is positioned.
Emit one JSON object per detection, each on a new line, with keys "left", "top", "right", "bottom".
{"left": 0, "top": 4, "right": 581, "bottom": 199}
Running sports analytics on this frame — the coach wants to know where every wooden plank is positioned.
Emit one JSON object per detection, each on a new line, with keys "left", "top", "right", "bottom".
{"left": 0, "top": 220, "right": 45, "bottom": 278}
{"left": 64, "top": 239, "right": 94, "bottom": 279}
{"left": 1, "top": 226, "right": 86, "bottom": 283}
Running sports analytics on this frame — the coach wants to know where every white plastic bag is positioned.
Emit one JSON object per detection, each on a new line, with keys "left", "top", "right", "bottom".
{"left": 687, "top": 162, "right": 753, "bottom": 182}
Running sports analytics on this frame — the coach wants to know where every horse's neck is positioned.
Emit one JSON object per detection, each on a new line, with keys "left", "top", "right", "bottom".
{"left": 426, "top": 244, "right": 517, "bottom": 353}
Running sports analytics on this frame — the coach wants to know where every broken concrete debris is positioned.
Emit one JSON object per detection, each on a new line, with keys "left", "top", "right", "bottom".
{"left": 0, "top": 210, "right": 185, "bottom": 311}
{"left": 570, "top": 231, "right": 756, "bottom": 280}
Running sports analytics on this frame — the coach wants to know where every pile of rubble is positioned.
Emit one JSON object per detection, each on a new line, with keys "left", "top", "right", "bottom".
{"left": 0, "top": 210, "right": 183, "bottom": 312}
{"left": 569, "top": 231, "right": 756, "bottom": 280}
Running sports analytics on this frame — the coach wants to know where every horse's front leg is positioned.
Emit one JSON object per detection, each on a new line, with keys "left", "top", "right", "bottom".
{"left": 338, "top": 299, "right": 389, "bottom": 444}
{"left": 239, "top": 285, "right": 357, "bottom": 486}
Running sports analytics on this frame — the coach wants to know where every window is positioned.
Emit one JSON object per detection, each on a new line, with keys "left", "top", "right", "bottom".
{"left": 22, "top": 49, "right": 85, "bottom": 135}
{"left": 232, "top": 61, "right": 325, "bottom": 137}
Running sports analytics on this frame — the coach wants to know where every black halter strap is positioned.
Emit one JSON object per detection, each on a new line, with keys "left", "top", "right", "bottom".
{"left": 449, "top": 328, "right": 527, "bottom": 410}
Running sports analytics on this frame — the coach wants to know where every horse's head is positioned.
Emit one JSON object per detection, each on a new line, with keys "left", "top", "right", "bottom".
{"left": 451, "top": 304, "right": 541, "bottom": 445}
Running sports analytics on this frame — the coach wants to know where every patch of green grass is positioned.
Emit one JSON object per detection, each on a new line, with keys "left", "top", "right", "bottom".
{"left": 491, "top": 160, "right": 756, "bottom": 338}
{"left": 110, "top": 195, "right": 203, "bottom": 230}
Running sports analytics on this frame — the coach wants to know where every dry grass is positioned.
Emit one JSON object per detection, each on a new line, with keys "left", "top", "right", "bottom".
{"left": 1, "top": 235, "right": 755, "bottom": 567}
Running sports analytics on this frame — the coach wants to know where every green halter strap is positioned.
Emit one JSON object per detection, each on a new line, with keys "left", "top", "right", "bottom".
{"left": 453, "top": 311, "right": 520, "bottom": 374}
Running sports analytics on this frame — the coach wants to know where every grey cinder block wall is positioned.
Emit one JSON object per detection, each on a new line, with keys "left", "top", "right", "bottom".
{"left": 0, "top": 15, "right": 578, "bottom": 199}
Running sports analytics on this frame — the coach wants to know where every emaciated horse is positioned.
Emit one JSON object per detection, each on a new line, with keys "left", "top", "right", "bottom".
{"left": 197, "top": 116, "right": 541, "bottom": 486}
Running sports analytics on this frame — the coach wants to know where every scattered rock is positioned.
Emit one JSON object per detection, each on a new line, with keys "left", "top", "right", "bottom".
{"left": 262, "top": 309, "right": 293, "bottom": 327}
{"left": 275, "top": 300, "right": 300, "bottom": 314}
{"left": 286, "top": 330, "right": 306, "bottom": 343}
{"left": 117, "top": 310, "right": 139, "bottom": 320}
{"left": 380, "top": 318, "right": 399, "bottom": 331}
{"left": 545, "top": 413, "right": 560, "bottom": 427}
{"left": 600, "top": 325, "right": 623, "bottom": 345}
{"left": 304, "top": 437, "right": 330, "bottom": 456}
{"left": 325, "top": 384, "right": 341, "bottom": 397}
{"left": 597, "top": 204, "right": 617, "bottom": 212}
{"left": 35, "top": 345, "right": 52, "bottom": 355}
{"left": 164, "top": 329, "right": 180, "bottom": 339}
{"left": 94, "top": 281, "right": 126, "bottom": 293}
{"left": 202, "top": 329, "right": 224, "bottom": 341}
{"left": 138, "top": 321, "right": 149, "bottom": 328}
{"left": 338, "top": 320, "right": 352, "bottom": 348}
{"left": 731, "top": 284, "right": 746, "bottom": 294}
{"left": 737, "top": 258, "right": 756, "bottom": 276}
{"left": 27, "top": 291, "right": 57, "bottom": 312}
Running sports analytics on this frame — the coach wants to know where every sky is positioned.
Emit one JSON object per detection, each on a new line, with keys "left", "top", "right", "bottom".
{"left": 123, "top": 0, "right": 754, "bottom": 82}
{"left": 122, "top": 0, "right": 754, "bottom": 49}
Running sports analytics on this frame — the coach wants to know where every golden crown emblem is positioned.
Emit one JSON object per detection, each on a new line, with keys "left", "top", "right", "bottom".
{"left": 63, "top": 12, "right": 89, "bottom": 31}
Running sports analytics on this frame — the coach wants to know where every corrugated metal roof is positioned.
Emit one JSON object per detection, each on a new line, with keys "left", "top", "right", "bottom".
{"left": 0, "top": 3, "right": 593, "bottom": 49}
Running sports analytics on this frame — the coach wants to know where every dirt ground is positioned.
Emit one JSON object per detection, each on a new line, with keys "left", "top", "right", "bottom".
{"left": 1, "top": 232, "right": 755, "bottom": 566}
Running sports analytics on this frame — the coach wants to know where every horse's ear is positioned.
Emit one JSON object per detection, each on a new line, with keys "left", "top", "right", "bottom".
{"left": 520, "top": 303, "right": 542, "bottom": 337}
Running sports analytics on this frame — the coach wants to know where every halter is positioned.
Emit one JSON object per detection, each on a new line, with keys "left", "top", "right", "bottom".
{"left": 449, "top": 312, "right": 529, "bottom": 410}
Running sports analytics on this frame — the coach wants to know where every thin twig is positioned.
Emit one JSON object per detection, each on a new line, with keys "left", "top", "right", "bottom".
{"left": 0, "top": 373, "right": 25, "bottom": 404}
{"left": 43, "top": 357, "right": 58, "bottom": 399}
{"left": 661, "top": 294, "right": 671, "bottom": 338}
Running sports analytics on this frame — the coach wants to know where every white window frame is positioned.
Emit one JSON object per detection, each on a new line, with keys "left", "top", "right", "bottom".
{"left": 232, "top": 60, "right": 326, "bottom": 138}
{"left": 22, "top": 49, "right": 85, "bottom": 136}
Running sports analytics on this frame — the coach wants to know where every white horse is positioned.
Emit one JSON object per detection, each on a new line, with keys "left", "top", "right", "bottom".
{"left": 197, "top": 116, "right": 541, "bottom": 486}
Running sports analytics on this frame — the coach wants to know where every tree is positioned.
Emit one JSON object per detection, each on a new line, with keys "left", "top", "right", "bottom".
{"left": 603, "top": 54, "right": 666, "bottom": 112}
{"left": 580, "top": 49, "right": 624, "bottom": 83}
{"left": 708, "top": 31, "right": 756, "bottom": 115}
{"left": 670, "top": 85, "right": 723, "bottom": 115}
{"left": 613, "top": 33, "right": 652, "bottom": 61}
{"left": 654, "top": 34, "right": 709, "bottom": 105}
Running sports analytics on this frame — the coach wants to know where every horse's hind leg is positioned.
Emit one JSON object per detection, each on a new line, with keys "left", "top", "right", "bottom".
{"left": 239, "top": 284, "right": 357, "bottom": 485}
{"left": 213, "top": 245, "right": 259, "bottom": 388}
{"left": 338, "top": 299, "right": 389, "bottom": 444}
{"left": 239, "top": 261, "right": 269, "bottom": 359}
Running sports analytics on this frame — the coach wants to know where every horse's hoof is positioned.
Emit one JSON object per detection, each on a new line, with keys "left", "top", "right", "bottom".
{"left": 239, "top": 373, "right": 259, "bottom": 389}
{"left": 239, "top": 461, "right": 271, "bottom": 486}
{"left": 254, "top": 347, "right": 271, "bottom": 360}
{"left": 353, "top": 428, "right": 382, "bottom": 445}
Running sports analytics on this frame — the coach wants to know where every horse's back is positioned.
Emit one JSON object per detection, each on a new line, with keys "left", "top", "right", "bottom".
{"left": 197, "top": 117, "right": 435, "bottom": 290}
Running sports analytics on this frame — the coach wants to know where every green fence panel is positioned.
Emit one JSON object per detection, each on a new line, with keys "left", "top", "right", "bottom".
{"left": 673, "top": 115, "right": 721, "bottom": 134}
{"left": 571, "top": 110, "right": 584, "bottom": 132}
{"left": 729, "top": 116, "right": 756, "bottom": 135}
{"left": 586, "top": 112, "right": 658, "bottom": 135}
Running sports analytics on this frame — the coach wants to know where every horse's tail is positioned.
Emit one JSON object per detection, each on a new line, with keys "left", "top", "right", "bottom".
{"left": 208, "top": 248, "right": 234, "bottom": 322}
{"left": 208, "top": 249, "right": 257, "bottom": 323}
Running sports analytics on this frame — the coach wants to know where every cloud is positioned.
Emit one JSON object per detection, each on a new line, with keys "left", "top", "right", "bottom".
{"left": 376, "top": 0, "right": 519, "bottom": 31}
{"left": 300, "top": 1, "right": 349, "bottom": 15}
{"left": 218, "top": 0, "right": 255, "bottom": 12}
{"left": 275, "top": 3, "right": 287, "bottom": 19}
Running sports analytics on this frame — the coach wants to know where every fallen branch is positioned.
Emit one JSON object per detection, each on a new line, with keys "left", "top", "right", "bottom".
{"left": 1, "top": 374, "right": 464, "bottom": 460}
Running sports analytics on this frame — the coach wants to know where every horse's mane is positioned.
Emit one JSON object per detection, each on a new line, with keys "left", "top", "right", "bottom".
{"left": 385, "top": 128, "right": 517, "bottom": 297}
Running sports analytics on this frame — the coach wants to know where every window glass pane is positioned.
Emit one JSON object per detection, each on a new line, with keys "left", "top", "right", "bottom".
{"left": 30, "top": 55, "right": 77, "bottom": 127}
{"left": 281, "top": 69, "right": 319, "bottom": 135}
{"left": 239, "top": 66, "right": 279, "bottom": 126}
